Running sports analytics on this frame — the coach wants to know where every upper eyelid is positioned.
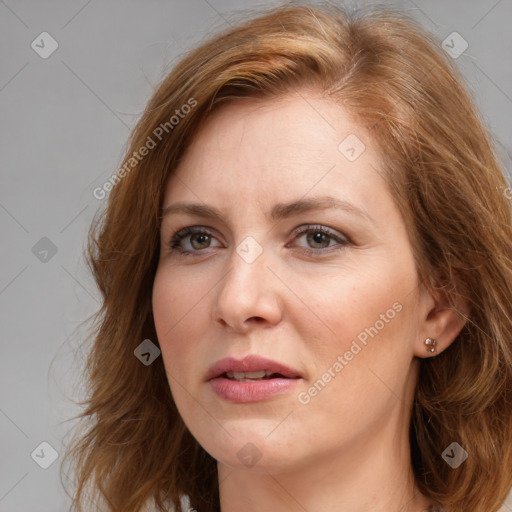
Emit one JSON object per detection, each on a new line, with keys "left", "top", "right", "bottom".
{"left": 290, "top": 224, "right": 346, "bottom": 239}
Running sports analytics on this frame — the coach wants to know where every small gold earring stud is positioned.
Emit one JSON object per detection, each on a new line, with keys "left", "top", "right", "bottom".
{"left": 424, "top": 337, "right": 437, "bottom": 353}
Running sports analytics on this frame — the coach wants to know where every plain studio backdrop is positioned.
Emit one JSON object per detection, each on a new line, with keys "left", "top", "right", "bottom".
{"left": 1, "top": 1, "right": 511, "bottom": 511}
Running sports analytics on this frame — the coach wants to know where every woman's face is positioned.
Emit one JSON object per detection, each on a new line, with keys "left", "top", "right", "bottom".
{"left": 152, "top": 90, "right": 432, "bottom": 473}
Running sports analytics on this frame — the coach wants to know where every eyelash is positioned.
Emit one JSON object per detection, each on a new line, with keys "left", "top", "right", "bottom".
{"left": 168, "top": 225, "right": 349, "bottom": 258}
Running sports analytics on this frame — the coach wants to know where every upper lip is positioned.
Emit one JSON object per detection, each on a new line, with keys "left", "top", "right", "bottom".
{"left": 206, "top": 355, "right": 302, "bottom": 381}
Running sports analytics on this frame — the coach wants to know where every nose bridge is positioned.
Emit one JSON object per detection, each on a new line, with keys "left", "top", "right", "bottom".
{"left": 213, "top": 234, "right": 282, "bottom": 329}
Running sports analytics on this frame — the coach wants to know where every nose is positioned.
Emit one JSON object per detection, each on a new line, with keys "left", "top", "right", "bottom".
{"left": 212, "top": 239, "right": 283, "bottom": 332}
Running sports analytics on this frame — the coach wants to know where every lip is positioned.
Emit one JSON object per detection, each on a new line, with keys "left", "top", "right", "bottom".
{"left": 206, "top": 355, "right": 302, "bottom": 403}
{"left": 205, "top": 355, "right": 302, "bottom": 381}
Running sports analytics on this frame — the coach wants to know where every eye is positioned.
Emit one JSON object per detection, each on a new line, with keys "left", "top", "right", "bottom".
{"left": 169, "top": 226, "right": 221, "bottom": 255}
{"left": 167, "top": 224, "right": 349, "bottom": 257}
{"left": 289, "top": 225, "right": 349, "bottom": 256}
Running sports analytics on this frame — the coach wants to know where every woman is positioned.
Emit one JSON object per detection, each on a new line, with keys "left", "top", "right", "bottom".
{"left": 62, "top": 3, "right": 512, "bottom": 512}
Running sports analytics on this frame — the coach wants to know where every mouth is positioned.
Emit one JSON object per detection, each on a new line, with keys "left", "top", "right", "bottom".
{"left": 207, "top": 358, "right": 302, "bottom": 403}
{"left": 221, "top": 370, "right": 296, "bottom": 381}
{"left": 205, "top": 354, "right": 302, "bottom": 382}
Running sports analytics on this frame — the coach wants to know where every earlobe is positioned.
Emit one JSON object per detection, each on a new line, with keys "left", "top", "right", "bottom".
{"left": 415, "top": 288, "right": 471, "bottom": 358}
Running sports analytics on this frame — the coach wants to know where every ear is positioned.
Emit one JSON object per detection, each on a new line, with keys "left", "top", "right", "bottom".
{"left": 414, "top": 282, "right": 470, "bottom": 358}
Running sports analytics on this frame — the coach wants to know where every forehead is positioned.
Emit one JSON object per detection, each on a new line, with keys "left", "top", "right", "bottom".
{"left": 162, "top": 91, "right": 385, "bottom": 215}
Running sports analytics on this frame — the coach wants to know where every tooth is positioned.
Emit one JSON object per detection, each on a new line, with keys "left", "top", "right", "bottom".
{"left": 224, "top": 370, "right": 269, "bottom": 380}
{"left": 223, "top": 370, "right": 286, "bottom": 381}
{"left": 247, "top": 370, "right": 267, "bottom": 379}
{"left": 234, "top": 371, "right": 267, "bottom": 380}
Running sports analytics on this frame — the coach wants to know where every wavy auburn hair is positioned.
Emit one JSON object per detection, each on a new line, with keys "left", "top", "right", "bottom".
{"left": 61, "top": 2, "right": 512, "bottom": 512}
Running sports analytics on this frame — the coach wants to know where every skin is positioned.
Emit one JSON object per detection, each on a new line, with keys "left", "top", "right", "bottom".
{"left": 152, "top": 89, "right": 467, "bottom": 512}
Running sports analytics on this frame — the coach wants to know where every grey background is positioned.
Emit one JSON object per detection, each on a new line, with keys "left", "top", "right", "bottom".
{"left": 1, "top": 1, "right": 511, "bottom": 511}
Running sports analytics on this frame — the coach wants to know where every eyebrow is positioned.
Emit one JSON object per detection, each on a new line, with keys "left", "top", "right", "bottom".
{"left": 161, "top": 195, "right": 373, "bottom": 224}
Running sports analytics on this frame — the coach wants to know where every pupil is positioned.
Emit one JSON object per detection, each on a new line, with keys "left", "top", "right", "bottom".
{"left": 308, "top": 232, "right": 328, "bottom": 248}
{"left": 192, "top": 234, "right": 209, "bottom": 249}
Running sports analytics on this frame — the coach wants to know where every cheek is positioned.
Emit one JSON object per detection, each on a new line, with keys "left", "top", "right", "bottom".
{"left": 305, "top": 264, "right": 408, "bottom": 343}
{"left": 299, "top": 259, "right": 418, "bottom": 393}
{"left": 152, "top": 261, "right": 212, "bottom": 327}
{"left": 152, "top": 266, "right": 208, "bottom": 375}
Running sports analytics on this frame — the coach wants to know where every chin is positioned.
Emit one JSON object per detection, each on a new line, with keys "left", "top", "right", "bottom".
{"left": 203, "top": 432, "right": 299, "bottom": 474}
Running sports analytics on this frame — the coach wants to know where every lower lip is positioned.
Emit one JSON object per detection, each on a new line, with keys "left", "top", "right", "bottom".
{"left": 209, "top": 376, "right": 300, "bottom": 403}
